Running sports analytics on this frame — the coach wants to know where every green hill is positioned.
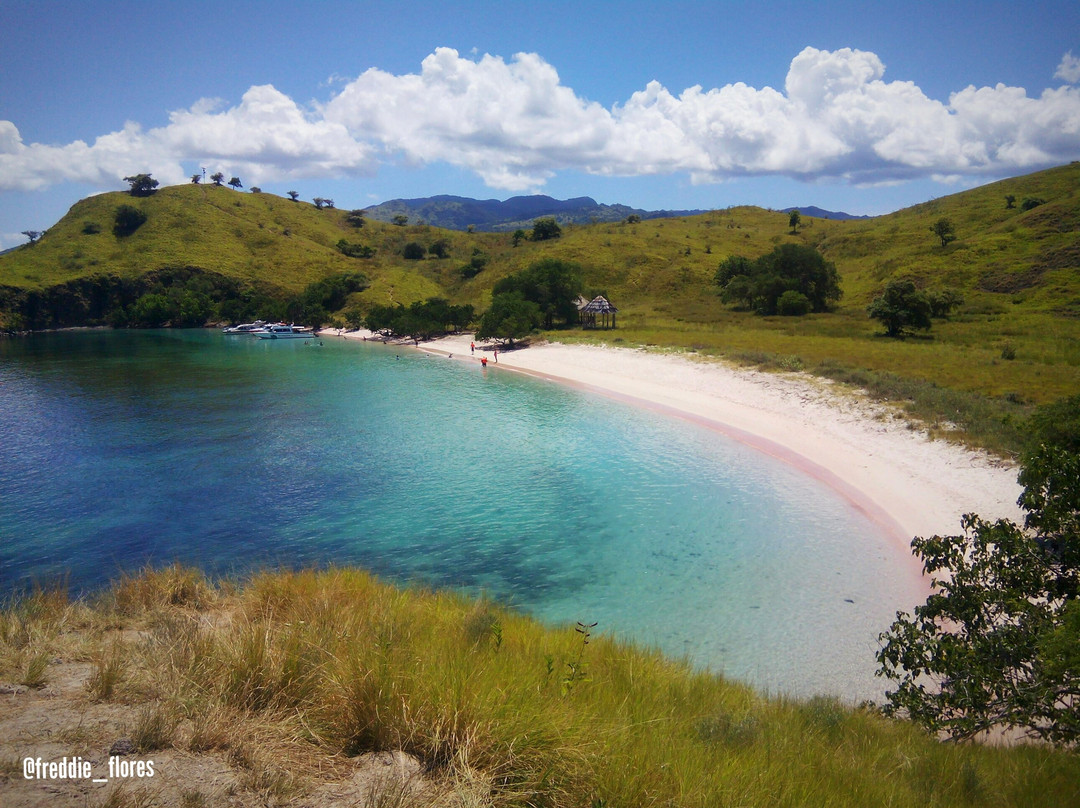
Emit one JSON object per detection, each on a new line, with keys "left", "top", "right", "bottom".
{"left": 3, "top": 164, "right": 1079, "bottom": 454}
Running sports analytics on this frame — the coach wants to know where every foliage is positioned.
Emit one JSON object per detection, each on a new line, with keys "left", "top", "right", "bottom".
{"left": 927, "top": 288, "right": 965, "bottom": 318}
{"left": 867, "top": 280, "right": 933, "bottom": 337}
{"left": 345, "top": 209, "right": 366, "bottom": 228}
{"left": 365, "top": 297, "right": 473, "bottom": 340}
{"left": 492, "top": 257, "right": 584, "bottom": 329}
{"left": 512, "top": 228, "right": 526, "bottom": 246}
{"left": 474, "top": 290, "right": 541, "bottom": 344}
{"left": 21, "top": 230, "right": 42, "bottom": 244}
{"left": 788, "top": 209, "right": 801, "bottom": 232}
{"left": 930, "top": 218, "right": 956, "bottom": 247}
{"left": 877, "top": 395, "right": 1080, "bottom": 747}
{"left": 113, "top": 204, "right": 147, "bottom": 237}
{"left": 209, "top": 172, "right": 225, "bottom": 186}
{"left": 715, "top": 244, "right": 841, "bottom": 315}
{"left": 228, "top": 177, "right": 242, "bottom": 190}
{"left": 123, "top": 173, "right": 158, "bottom": 196}
{"left": 1021, "top": 197, "right": 1046, "bottom": 211}
{"left": 391, "top": 214, "right": 408, "bottom": 226}
{"left": 1005, "top": 194, "right": 1016, "bottom": 209}
{"left": 335, "top": 239, "right": 376, "bottom": 259}
{"left": 428, "top": 239, "right": 450, "bottom": 259}
{"left": 531, "top": 216, "right": 562, "bottom": 241}
{"left": 401, "top": 241, "right": 426, "bottom": 260}
{"left": 776, "top": 289, "right": 812, "bottom": 316}
{"left": 284, "top": 272, "right": 370, "bottom": 327}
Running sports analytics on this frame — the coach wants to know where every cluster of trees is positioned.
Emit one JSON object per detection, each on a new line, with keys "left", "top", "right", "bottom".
{"left": 401, "top": 240, "right": 452, "bottom": 260}
{"left": 282, "top": 272, "right": 369, "bottom": 326}
{"left": 714, "top": 244, "right": 842, "bottom": 316}
{"left": 336, "top": 239, "right": 376, "bottom": 259}
{"left": 361, "top": 298, "right": 474, "bottom": 342}
{"left": 878, "top": 394, "right": 1080, "bottom": 748}
{"left": 475, "top": 258, "right": 584, "bottom": 344}
{"left": 867, "top": 280, "right": 964, "bottom": 337}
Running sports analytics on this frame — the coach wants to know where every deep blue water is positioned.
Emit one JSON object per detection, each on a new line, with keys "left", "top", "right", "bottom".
{"left": 0, "top": 330, "right": 923, "bottom": 699}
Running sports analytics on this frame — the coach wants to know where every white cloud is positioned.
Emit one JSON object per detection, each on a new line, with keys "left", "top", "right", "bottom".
{"left": 1, "top": 47, "right": 1079, "bottom": 195}
{"left": 1055, "top": 51, "right": 1080, "bottom": 83}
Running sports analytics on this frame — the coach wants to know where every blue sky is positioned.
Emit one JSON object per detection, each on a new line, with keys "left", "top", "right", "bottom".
{"left": 2, "top": 0, "right": 1079, "bottom": 247}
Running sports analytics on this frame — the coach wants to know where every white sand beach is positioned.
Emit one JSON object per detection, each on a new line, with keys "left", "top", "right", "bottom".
{"left": 324, "top": 329, "right": 1024, "bottom": 566}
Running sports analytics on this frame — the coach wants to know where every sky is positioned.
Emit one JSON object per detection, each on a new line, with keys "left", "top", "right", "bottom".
{"left": 2, "top": 0, "right": 1079, "bottom": 248}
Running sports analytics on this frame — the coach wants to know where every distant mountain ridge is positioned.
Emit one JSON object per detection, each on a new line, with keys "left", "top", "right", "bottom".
{"left": 781, "top": 206, "right": 872, "bottom": 221}
{"left": 363, "top": 194, "right": 706, "bottom": 231}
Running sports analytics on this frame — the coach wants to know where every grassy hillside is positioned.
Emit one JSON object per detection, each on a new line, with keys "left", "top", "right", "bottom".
{"left": 3, "top": 164, "right": 1079, "bottom": 453}
{"left": 2, "top": 565, "right": 1078, "bottom": 807}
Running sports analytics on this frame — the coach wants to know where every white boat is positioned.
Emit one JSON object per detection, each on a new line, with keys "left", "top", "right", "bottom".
{"left": 222, "top": 320, "right": 267, "bottom": 334}
{"left": 256, "top": 324, "right": 313, "bottom": 339}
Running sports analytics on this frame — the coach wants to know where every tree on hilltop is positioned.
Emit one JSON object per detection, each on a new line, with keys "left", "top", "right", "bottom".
{"left": 190, "top": 173, "right": 201, "bottom": 184}
{"left": 21, "top": 230, "right": 42, "bottom": 245}
{"left": 228, "top": 177, "right": 243, "bottom": 190}
{"left": 209, "top": 172, "right": 225, "bottom": 186}
{"left": 788, "top": 210, "right": 801, "bottom": 233}
{"left": 287, "top": 190, "right": 299, "bottom": 201}
{"left": 123, "top": 173, "right": 158, "bottom": 196}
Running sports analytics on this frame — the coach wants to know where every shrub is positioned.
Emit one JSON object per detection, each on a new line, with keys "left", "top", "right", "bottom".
{"left": 776, "top": 290, "right": 812, "bottom": 316}
{"left": 401, "top": 241, "right": 426, "bottom": 260}
{"left": 113, "top": 204, "right": 147, "bottom": 237}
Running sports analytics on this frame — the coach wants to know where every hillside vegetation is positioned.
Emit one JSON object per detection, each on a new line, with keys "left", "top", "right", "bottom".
{"left": 2, "top": 565, "right": 1079, "bottom": 807}
{"left": 3, "top": 164, "right": 1079, "bottom": 454}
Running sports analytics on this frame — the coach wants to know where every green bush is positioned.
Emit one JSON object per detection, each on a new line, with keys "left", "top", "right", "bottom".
{"left": 776, "top": 290, "right": 812, "bottom": 316}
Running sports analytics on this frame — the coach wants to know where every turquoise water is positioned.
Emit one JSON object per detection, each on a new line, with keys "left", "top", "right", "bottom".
{"left": 0, "top": 330, "right": 923, "bottom": 700}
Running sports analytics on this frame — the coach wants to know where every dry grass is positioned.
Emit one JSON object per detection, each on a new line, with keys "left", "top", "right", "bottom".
{"left": 2, "top": 565, "right": 1079, "bottom": 807}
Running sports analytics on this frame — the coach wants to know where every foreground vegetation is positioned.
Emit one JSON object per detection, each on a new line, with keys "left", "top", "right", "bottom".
{"left": 2, "top": 565, "right": 1079, "bottom": 807}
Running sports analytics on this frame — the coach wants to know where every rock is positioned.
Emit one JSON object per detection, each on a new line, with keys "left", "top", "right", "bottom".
{"left": 109, "top": 738, "right": 136, "bottom": 756}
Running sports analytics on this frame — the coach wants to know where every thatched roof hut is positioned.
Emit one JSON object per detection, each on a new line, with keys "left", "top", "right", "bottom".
{"left": 580, "top": 295, "right": 618, "bottom": 329}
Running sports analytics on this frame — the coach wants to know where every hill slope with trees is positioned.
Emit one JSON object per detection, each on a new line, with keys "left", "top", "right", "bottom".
{"left": 2, "top": 163, "right": 1078, "bottom": 454}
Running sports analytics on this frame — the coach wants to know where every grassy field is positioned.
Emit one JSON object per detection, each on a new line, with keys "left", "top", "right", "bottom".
{"left": 2, "top": 164, "right": 1079, "bottom": 455}
{"left": 2, "top": 565, "right": 1079, "bottom": 807}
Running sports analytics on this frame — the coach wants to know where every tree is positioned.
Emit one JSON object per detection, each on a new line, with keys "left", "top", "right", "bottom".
{"left": 228, "top": 177, "right": 243, "bottom": 190}
{"left": 531, "top": 217, "right": 562, "bottom": 241}
{"left": 492, "top": 258, "right": 584, "bottom": 330}
{"left": 475, "top": 292, "right": 542, "bottom": 345}
{"left": 511, "top": 229, "right": 526, "bottom": 247}
{"left": 346, "top": 209, "right": 366, "bottom": 228}
{"left": 877, "top": 395, "right": 1080, "bottom": 747}
{"left": 287, "top": 191, "right": 300, "bottom": 201}
{"left": 392, "top": 214, "right": 409, "bottom": 227}
{"left": 866, "top": 280, "right": 932, "bottom": 337}
{"left": 402, "top": 242, "right": 426, "bottom": 260}
{"left": 927, "top": 288, "right": 964, "bottom": 318}
{"left": 21, "top": 230, "right": 42, "bottom": 245}
{"left": 788, "top": 210, "right": 801, "bottom": 233}
{"left": 714, "top": 245, "right": 841, "bottom": 316}
{"left": 123, "top": 173, "right": 158, "bottom": 196}
{"left": 930, "top": 218, "right": 956, "bottom": 247}
{"left": 210, "top": 172, "right": 225, "bottom": 186}
{"left": 776, "top": 290, "right": 811, "bottom": 316}
{"left": 1005, "top": 194, "right": 1016, "bottom": 209}
{"left": 190, "top": 174, "right": 202, "bottom": 184}
{"left": 428, "top": 239, "right": 450, "bottom": 259}
{"left": 113, "top": 204, "right": 147, "bottom": 237}
{"left": 313, "top": 197, "right": 326, "bottom": 209}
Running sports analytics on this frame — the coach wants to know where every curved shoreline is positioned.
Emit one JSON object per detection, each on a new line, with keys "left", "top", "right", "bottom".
{"left": 325, "top": 329, "right": 1024, "bottom": 581}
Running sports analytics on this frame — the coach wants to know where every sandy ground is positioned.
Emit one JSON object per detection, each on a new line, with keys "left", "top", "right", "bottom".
{"left": 323, "top": 329, "right": 1023, "bottom": 559}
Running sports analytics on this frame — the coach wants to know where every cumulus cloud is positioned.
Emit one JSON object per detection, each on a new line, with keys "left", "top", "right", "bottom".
{"left": 1056, "top": 51, "right": 1080, "bottom": 83}
{"left": 1, "top": 46, "right": 1079, "bottom": 194}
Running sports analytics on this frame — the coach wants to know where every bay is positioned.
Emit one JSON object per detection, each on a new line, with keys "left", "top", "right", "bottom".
{"left": 0, "top": 329, "right": 923, "bottom": 700}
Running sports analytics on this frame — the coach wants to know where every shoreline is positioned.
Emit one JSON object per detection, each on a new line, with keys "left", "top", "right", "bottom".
{"left": 324, "top": 329, "right": 1023, "bottom": 572}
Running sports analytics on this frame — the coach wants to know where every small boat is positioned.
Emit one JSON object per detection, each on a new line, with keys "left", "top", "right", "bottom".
{"left": 222, "top": 320, "right": 267, "bottom": 334}
{"left": 256, "top": 324, "right": 313, "bottom": 340}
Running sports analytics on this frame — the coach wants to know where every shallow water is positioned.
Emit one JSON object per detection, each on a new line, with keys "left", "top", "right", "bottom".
{"left": 0, "top": 330, "right": 924, "bottom": 700}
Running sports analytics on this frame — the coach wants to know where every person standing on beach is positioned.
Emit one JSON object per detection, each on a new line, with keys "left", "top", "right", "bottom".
{"left": 470, "top": 341, "right": 475, "bottom": 354}
{"left": 493, "top": 349, "right": 498, "bottom": 363}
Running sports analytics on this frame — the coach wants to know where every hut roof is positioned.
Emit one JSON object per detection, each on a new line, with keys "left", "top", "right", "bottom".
{"left": 582, "top": 295, "right": 618, "bottom": 313}
{"left": 573, "top": 295, "right": 591, "bottom": 310}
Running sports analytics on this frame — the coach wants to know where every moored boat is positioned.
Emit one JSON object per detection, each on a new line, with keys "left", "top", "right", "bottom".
{"left": 222, "top": 320, "right": 267, "bottom": 334}
{"left": 256, "top": 324, "right": 313, "bottom": 339}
